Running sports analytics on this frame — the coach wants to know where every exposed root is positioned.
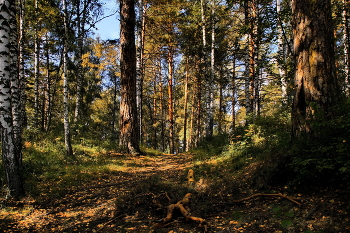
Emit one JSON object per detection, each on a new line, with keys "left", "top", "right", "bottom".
{"left": 151, "top": 193, "right": 207, "bottom": 231}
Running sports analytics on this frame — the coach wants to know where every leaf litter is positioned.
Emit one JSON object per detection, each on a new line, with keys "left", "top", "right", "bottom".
{"left": 1, "top": 153, "right": 349, "bottom": 232}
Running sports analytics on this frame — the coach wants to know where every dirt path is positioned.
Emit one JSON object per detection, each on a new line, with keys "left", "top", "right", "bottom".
{"left": 5, "top": 154, "right": 200, "bottom": 232}
{"left": 2, "top": 153, "right": 350, "bottom": 232}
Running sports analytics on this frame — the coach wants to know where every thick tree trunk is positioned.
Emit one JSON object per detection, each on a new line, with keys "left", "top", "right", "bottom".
{"left": 119, "top": 0, "right": 140, "bottom": 155}
{"left": 291, "top": 0, "right": 340, "bottom": 137}
{"left": 0, "top": 0, "right": 24, "bottom": 199}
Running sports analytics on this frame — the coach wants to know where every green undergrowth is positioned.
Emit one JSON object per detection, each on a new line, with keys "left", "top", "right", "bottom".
{"left": 22, "top": 137, "right": 127, "bottom": 198}
{"left": 187, "top": 114, "right": 292, "bottom": 191}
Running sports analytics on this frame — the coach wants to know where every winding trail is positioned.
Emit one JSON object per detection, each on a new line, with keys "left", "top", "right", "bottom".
{"left": 13, "top": 154, "right": 197, "bottom": 232}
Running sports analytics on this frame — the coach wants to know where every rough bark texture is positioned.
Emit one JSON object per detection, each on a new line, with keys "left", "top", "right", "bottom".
{"left": 291, "top": 0, "right": 340, "bottom": 137}
{"left": 119, "top": 0, "right": 140, "bottom": 155}
{"left": 0, "top": 0, "right": 24, "bottom": 198}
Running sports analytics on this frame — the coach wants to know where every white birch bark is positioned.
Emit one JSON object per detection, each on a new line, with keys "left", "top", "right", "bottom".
{"left": 0, "top": 0, "right": 24, "bottom": 198}
{"left": 277, "top": 0, "right": 287, "bottom": 99}
{"left": 62, "top": 0, "right": 73, "bottom": 156}
{"left": 136, "top": 0, "right": 144, "bottom": 143}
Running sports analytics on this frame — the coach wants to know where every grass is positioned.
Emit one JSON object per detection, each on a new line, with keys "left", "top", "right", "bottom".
{"left": 21, "top": 138, "right": 129, "bottom": 198}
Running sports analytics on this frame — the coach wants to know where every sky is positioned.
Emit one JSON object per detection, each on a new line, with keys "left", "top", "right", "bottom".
{"left": 93, "top": 1, "right": 120, "bottom": 40}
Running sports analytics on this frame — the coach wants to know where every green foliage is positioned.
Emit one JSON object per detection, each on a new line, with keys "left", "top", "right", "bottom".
{"left": 21, "top": 137, "right": 124, "bottom": 198}
{"left": 187, "top": 111, "right": 293, "bottom": 189}
{"left": 290, "top": 100, "right": 350, "bottom": 187}
{"left": 190, "top": 134, "right": 230, "bottom": 161}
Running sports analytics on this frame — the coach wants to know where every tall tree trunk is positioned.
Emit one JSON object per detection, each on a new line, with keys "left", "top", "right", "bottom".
{"left": 248, "top": 0, "right": 257, "bottom": 116}
{"left": 0, "top": 0, "right": 24, "bottom": 198}
{"left": 136, "top": 0, "right": 145, "bottom": 143}
{"left": 119, "top": 0, "right": 140, "bottom": 155}
{"left": 183, "top": 57, "right": 189, "bottom": 152}
{"left": 218, "top": 68, "right": 223, "bottom": 134}
{"left": 277, "top": 0, "right": 287, "bottom": 99}
{"left": 231, "top": 56, "right": 236, "bottom": 131}
{"left": 160, "top": 72, "right": 165, "bottom": 151}
{"left": 343, "top": 0, "right": 350, "bottom": 92}
{"left": 62, "top": 0, "right": 73, "bottom": 156}
{"left": 18, "top": 0, "right": 26, "bottom": 130}
{"left": 167, "top": 47, "right": 175, "bottom": 154}
{"left": 44, "top": 35, "right": 52, "bottom": 132}
{"left": 291, "top": 0, "right": 340, "bottom": 137}
{"left": 195, "top": 72, "right": 202, "bottom": 147}
{"left": 34, "top": 0, "right": 40, "bottom": 128}
{"left": 152, "top": 60, "right": 159, "bottom": 150}
{"left": 74, "top": 0, "right": 83, "bottom": 123}
{"left": 206, "top": 0, "right": 215, "bottom": 138}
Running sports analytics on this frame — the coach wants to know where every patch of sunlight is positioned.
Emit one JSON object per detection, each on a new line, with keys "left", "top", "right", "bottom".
{"left": 103, "top": 163, "right": 128, "bottom": 172}
{"left": 0, "top": 204, "right": 34, "bottom": 222}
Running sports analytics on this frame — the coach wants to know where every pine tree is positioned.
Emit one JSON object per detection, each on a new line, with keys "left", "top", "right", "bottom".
{"left": 119, "top": 0, "right": 141, "bottom": 155}
{"left": 291, "top": 0, "right": 340, "bottom": 137}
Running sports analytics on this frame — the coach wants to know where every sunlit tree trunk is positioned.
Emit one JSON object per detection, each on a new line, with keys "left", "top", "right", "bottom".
{"left": 136, "top": 0, "right": 145, "bottom": 143}
{"left": 206, "top": 0, "right": 215, "bottom": 138}
{"left": 34, "top": 0, "right": 40, "bottom": 127}
{"left": 0, "top": 0, "right": 24, "bottom": 199}
{"left": 18, "top": 0, "right": 26, "bottom": 130}
{"left": 167, "top": 47, "right": 175, "bottom": 154}
{"left": 183, "top": 57, "right": 189, "bottom": 152}
{"left": 195, "top": 72, "right": 202, "bottom": 147}
{"left": 277, "top": 0, "right": 287, "bottom": 99}
{"left": 62, "top": 0, "right": 73, "bottom": 156}
{"left": 152, "top": 60, "right": 159, "bottom": 150}
{"left": 74, "top": 0, "right": 83, "bottom": 123}
{"left": 248, "top": 0, "right": 257, "bottom": 116}
{"left": 160, "top": 73, "right": 166, "bottom": 151}
{"left": 218, "top": 68, "right": 223, "bottom": 134}
{"left": 291, "top": 0, "right": 340, "bottom": 137}
{"left": 119, "top": 0, "right": 140, "bottom": 155}
{"left": 343, "top": 0, "right": 350, "bottom": 92}
{"left": 231, "top": 55, "right": 236, "bottom": 131}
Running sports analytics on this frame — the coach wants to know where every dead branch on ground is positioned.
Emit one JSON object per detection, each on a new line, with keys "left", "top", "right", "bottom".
{"left": 233, "top": 193, "right": 301, "bottom": 206}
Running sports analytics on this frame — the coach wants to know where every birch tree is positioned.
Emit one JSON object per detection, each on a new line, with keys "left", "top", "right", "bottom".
{"left": 62, "top": 0, "right": 73, "bottom": 156}
{"left": 0, "top": 0, "right": 24, "bottom": 198}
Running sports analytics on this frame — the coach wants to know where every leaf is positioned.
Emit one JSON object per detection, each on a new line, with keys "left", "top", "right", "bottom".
{"left": 281, "top": 219, "right": 293, "bottom": 229}
{"left": 284, "top": 212, "right": 294, "bottom": 217}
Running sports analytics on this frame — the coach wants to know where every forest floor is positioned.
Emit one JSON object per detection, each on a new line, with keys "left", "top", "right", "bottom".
{"left": 1, "top": 152, "right": 350, "bottom": 232}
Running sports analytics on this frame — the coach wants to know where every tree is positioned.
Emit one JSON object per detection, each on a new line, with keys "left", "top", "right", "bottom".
{"left": 62, "top": 0, "right": 73, "bottom": 156}
{"left": 119, "top": 0, "right": 140, "bottom": 155}
{"left": 291, "top": 0, "right": 340, "bottom": 137}
{"left": 0, "top": 0, "right": 25, "bottom": 198}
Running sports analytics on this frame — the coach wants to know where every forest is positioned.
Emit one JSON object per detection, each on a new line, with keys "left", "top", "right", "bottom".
{"left": 1, "top": 0, "right": 350, "bottom": 232}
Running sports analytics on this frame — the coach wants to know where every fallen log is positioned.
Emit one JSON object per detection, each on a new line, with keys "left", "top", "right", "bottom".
{"left": 233, "top": 193, "right": 301, "bottom": 206}
{"left": 151, "top": 193, "right": 207, "bottom": 230}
